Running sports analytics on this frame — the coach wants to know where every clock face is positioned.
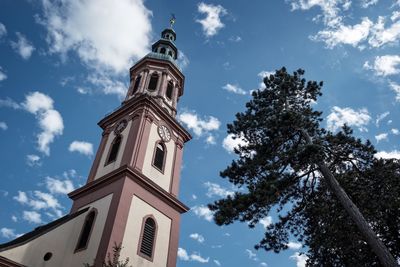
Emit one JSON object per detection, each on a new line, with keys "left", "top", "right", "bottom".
{"left": 158, "top": 125, "right": 171, "bottom": 142}
{"left": 114, "top": 119, "right": 128, "bottom": 135}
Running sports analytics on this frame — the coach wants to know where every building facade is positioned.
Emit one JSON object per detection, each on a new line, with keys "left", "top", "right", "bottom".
{"left": 0, "top": 27, "right": 191, "bottom": 267}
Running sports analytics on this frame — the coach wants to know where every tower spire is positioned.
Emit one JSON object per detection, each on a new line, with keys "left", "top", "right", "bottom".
{"left": 169, "top": 14, "right": 176, "bottom": 29}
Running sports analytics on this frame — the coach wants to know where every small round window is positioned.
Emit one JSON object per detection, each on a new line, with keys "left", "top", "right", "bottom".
{"left": 43, "top": 252, "right": 53, "bottom": 261}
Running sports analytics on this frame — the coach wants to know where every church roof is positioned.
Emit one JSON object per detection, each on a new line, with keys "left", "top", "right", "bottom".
{"left": 0, "top": 207, "right": 89, "bottom": 252}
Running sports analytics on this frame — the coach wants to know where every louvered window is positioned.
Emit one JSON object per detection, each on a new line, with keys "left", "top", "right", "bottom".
{"left": 140, "top": 217, "right": 156, "bottom": 258}
{"left": 106, "top": 135, "right": 121, "bottom": 165}
{"left": 76, "top": 210, "right": 96, "bottom": 251}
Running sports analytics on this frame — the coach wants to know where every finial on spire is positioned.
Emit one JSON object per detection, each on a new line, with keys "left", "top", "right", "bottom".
{"left": 169, "top": 14, "right": 176, "bottom": 28}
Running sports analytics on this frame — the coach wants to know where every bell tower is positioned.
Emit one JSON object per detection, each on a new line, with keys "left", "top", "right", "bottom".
{"left": 68, "top": 25, "right": 191, "bottom": 266}
{"left": 0, "top": 19, "right": 191, "bottom": 267}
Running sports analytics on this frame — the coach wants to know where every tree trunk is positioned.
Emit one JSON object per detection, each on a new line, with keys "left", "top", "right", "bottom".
{"left": 301, "top": 130, "right": 398, "bottom": 267}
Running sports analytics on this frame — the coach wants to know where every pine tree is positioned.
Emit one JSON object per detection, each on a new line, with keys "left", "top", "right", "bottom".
{"left": 208, "top": 67, "right": 399, "bottom": 266}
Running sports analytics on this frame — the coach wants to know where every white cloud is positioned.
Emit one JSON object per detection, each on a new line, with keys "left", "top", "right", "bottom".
{"left": 391, "top": 128, "right": 399, "bottom": 135}
{"left": 192, "top": 205, "right": 214, "bottom": 222}
{"left": 177, "top": 51, "right": 190, "bottom": 71}
{"left": 190, "top": 233, "right": 205, "bottom": 243}
{"left": 178, "top": 111, "right": 220, "bottom": 137}
{"left": 205, "top": 135, "right": 216, "bottom": 145}
{"left": 63, "top": 169, "right": 78, "bottom": 179}
{"left": 178, "top": 247, "right": 209, "bottom": 263}
{"left": 0, "top": 66, "right": 7, "bottom": 81}
{"left": 290, "top": 252, "right": 308, "bottom": 267}
{"left": 11, "top": 215, "right": 17, "bottom": 222}
{"left": 290, "top": 1, "right": 400, "bottom": 49}
{"left": 311, "top": 17, "right": 373, "bottom": 48}
{"left": 38, "top": 0, "right": 152, "bottom": 73}
{"left": 87, "top": 74, "right": 128, "bottom": 99}
{"left": 0, "top": 98, "right": 21, "bottom": 109}
{"left": 258, "top": 70, "right": 275, "bottom": 79}
{"left": 31, "top": 191, "right": 61, "bottom": 210}
{"left": 260, "top": 262, "right": 268, "bottom": 267}
{"left": 222, "top": 83, "right": 247, "bottom": 95}
{"left": 376, "top": 111, "right": 390, "bottom": 127}
{"left": 375, "top": 133, "right": 388, "bottom": 142}
{"left": 23, "top": 210, "right": 42, "bottom": 224}
{"left": 222, "top": 133, "right": 248, "bottom": 153}
{"left": 10, "top": 32, "right": 35, "bottom": 60}
{"left": 192, "top": 194, "right": 198, "bottom": 200}
{"left": 259, "top": 216, "right": 273, "bottom": 229}
{"left": 0, "top": 23, "right": 7, "bottom": 39}
{"left": 0, "top": 228, "right": 18, "bottom": 239}
{"left": 229, "top": 36, "right": 242, "bottom": 42}
{"left": 76, "top": 87, "right": 92, "bottom": 95}
{"left": 69, "top": 141, "right": 93, "bottom": 157}
{"left": 204, "top": 182, "right": 234, "bottom": 198}
{"left": 391, "top": 11, "right": 400, "bottom": 22}
{"left": 23, "top": 92, "right": 64, "bottom": 155}
{"left": 0, "top": 121, "right": 7, "bottom": 130}
{"left": 214, "top": 259, "right": 221, "bottom": 266}
{"left": 326, "top": 106, "right": 371, "bottom": 132}
{"left": 369, "top": 17, "right": 400, "bottom": 48}
{"left": 23, "top": 91, "right": 53, "bottom": 113}
{"left": 389, "top": 81, "right": 400, "bottom": 102}
{"left": 178, "top": 247, "right": 190, "bottom": 261}
{"left": 361, "top": 0, "right": 379, "bottom": 8}
{"left": 14, "top": 190, "right": 63, "bottom": 217}
{"left": 196, "top": 2, "right": 227, "bottom": 37}
{"left": 45, "top": 177, "right": 74, "bottom": 194}
{"left": 26, "top": 154, "right": 41, "bottom": 167}
{"left": 13, "top": 191, "right": 28, "bottom": 205}
{"left": 287, "top": 241, "right": 302, "bottom": 250}
{"left": 375, "top": 150, "right": 400, "bottom": 159}
{"left": 246, "top": 249, "right": 258, "bottom": 261}
{"left": 364, "top": 55, "right": 400, "bottom": 76}
{"left": 191, "top": 253, "right": 209, "bottom": 263}
{"left": 289, "top": 0, "right": 345, "bottom": 27}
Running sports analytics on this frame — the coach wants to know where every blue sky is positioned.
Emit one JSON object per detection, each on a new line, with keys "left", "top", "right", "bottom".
{"left": 1, "top": 0, "right": 400, "bottom": 266}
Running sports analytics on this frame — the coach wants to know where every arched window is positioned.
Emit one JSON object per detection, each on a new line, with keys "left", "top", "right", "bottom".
{"left": 168, "top": 51, "right": 173, "bottom": 58}
{"left": 160, "top": 47, "right": 166, "bottom": 54}
{"left": 139, "top": 216, "right": 157, "bottom": 260}
{"left": 132, "top": 75, "right": 141, "bottom": 94}
{"left": 166, "top": 81, "right": 173, "bottom": 100}
{"left": 153, "top": 143, "right": 165, "bottom": 171}
{"left": 148, "top": 73, "right": 159, "bottom": 91}
{"left": 106, "top": 135, "right": 121, "bottom": 165}
{"left": 75, "top": 209, "right": 97, "bottom": 251}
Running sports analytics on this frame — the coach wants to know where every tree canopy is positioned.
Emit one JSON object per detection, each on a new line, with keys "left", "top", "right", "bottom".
{"left": 208, "top": 67, "right": 400, "bottom": 266}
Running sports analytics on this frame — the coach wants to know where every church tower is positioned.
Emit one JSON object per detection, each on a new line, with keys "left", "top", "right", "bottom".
{"left": 0, "top": 25, "right": 191, "bottom": 267}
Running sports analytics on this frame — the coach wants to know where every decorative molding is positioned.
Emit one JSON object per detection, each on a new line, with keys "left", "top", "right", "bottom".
{"left": 68, "top": 165, "right": 189, "bottom": 214}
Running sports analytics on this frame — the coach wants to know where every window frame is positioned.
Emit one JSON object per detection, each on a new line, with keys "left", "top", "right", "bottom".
{"left": 74, "top": 208, "right": 98, "bottom": 253}
{"left": 147, "top": 72, "right": 159, "bottom": 92}
{"left": 105, "top": 134, "right": 122, "bottom": 166}
{"left": 166, "top": 81, "right": 174, "bottom": 100}
{"left": 132, "top": 75, "right": 142, "bottom": 95}
{"left": 137, "top": 215, "right": 158, "bottom": 262}
{"left": 151, "top": 141, "right": 167, "bottom": 173}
